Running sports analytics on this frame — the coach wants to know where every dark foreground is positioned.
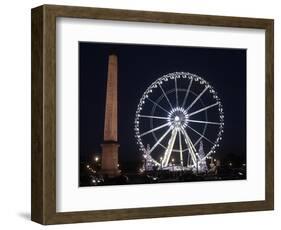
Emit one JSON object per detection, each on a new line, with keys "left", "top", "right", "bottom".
{"left": 80, "top": 166, "right": 246, "bottom": 187}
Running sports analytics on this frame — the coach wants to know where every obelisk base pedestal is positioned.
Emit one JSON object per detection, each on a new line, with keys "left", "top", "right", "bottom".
{"left": 100, "top": 143, "right": 120, "bottom": 178}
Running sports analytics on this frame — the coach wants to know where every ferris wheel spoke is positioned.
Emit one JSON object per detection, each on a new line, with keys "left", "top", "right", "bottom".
{"left": 186, "top": 86, "right": 209, "bottom": 112}
{"left": 139, "top": 114, "right": 168, "bottom": 120}
{"left": 180, "top": 128, "right": 197, "bottom": 165}
{"left": 186, "top": 125, "right": 215, "bottom": 145}
{"left": 188, "top": 102, "right": 219, "bottom": 117}
{"left": 147, "top": 97, "right": 170, "bottom": 114}
{"left": 159, "top": 84, "right": 173, "bottom": 110}
{"left": 194, "top": 137, "right": 203, "bottom": 148}
{"left": 182, "top": 78, "right": 193, "bottom": 108}
{"left": 140, "top": 122, "right": 170, "bottom": 137}
{"left": 178, "top": 129, "right": 183, "bottom": 166}
{"left": 187, "top": 119, "right": 221, "bottom": 125}
{"left": 175, "top": 77, "right": 179, "bottom": 107}
{"left": 149, "top": 126, "right": 172, "bottom": 154}
{"left": 185, "top": 130, "right": 199, "bottom": 159}
{"left": 162, "top": 128, "right": 178, "bottom": 167}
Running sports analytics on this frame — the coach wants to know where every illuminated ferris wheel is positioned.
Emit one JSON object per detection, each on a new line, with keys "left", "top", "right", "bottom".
{"left": 134, "top": 72, "right": 224, "bottom": 169}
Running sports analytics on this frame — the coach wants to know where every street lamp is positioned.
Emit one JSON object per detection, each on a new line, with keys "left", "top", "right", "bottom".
{"left": 94, "top": 156, "right": 99, "bottom": 162}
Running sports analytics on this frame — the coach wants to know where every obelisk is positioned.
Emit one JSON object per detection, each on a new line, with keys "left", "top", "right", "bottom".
{"left": 101, "top": 54, "right": 120, "bottom": 177}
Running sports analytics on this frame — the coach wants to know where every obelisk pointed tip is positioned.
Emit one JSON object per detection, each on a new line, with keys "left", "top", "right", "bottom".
{"left": 108, "top": 54, "right": 117, "bottom": 62}
{"left": 108, "top": 53, "right": 118, "bottom": 63}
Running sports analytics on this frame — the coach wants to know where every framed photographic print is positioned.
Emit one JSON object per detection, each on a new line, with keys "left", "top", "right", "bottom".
{"left": 31, "top": 4, "right": 274, "bottom": 225}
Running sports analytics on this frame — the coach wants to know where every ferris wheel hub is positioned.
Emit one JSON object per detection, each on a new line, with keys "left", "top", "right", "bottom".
{"left": 168, "top": 107, "right": 189, "bottom": 129}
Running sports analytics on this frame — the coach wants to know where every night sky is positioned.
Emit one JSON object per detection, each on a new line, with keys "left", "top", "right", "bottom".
{"left": 79, "top": 42, "right": 246, "bottom": 170}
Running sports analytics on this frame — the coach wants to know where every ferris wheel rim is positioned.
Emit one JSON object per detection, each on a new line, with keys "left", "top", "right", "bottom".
{"left": 134, "top": 72, "right": 224, "bottom": 167}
